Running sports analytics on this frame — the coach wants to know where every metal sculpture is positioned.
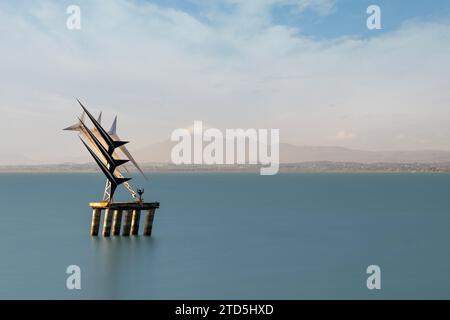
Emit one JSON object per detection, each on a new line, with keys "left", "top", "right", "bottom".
{"left": 64, "top": 99, "right": 145, "bottom": 202}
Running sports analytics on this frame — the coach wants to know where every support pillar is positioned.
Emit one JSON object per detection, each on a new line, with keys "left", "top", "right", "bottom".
{"left": 90, "top": 208, "right": 101, "bottom": 236}
{"left": 122, "top": 210, "right": 132, "bottom": 236}
{"left": 130, "top": 209, "right": 141, "bottom": 235}
{"left": 102, "top": 209, "right": 113, "bottom": 237}
{"left": 143, "top": 208, "right": 156, "bottom": 236}
{"left": 112, "top": 209, "right": 123, "bottom": 236}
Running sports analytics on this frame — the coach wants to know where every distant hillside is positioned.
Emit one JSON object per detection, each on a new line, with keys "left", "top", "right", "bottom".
{"left": 3, "top": 141, "right": 450, "bottom": 166}
{"left": 132, "top": 140, "right": 450, "bottom": 164}
{"left": 133, "top": 140, "right": 174, "bottom": 163}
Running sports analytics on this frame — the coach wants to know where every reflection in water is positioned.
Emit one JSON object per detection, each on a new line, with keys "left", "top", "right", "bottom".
{"left": 90, "top": 236, "right": 156, "bottom": 299}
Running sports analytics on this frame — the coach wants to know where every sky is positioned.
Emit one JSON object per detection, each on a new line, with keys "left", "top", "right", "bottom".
{"left": 0, "top": 0, "right": 450, "bottom": 163}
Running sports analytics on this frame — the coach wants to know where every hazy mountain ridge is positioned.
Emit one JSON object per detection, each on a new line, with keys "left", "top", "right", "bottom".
{"left": 133, "top": 141, "right": 450, "bottom": 164}
{"left": 3, "top": 141, "right": 450, "bottom": 166}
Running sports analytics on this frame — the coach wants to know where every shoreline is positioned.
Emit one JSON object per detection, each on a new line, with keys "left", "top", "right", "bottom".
{"left": 1, "top": 162, "right": 450, "bottom": 173}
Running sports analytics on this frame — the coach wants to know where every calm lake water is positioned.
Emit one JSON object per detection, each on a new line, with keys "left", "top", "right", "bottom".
{"left": 0, "top": 172, "right": 449, "bottom": 299}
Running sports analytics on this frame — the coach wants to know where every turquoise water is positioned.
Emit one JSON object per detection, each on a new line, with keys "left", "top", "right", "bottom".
{"left": 0, "top": 172, "right": 449, "bottom": 299}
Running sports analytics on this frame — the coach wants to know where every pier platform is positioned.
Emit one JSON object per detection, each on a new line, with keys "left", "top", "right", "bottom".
{"left": 89, "top": 201, "right": 160, "bottom": 237}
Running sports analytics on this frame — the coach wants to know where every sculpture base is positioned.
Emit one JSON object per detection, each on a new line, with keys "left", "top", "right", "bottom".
{"left": 89, "top": 201, "right": 160, "bottom": 237}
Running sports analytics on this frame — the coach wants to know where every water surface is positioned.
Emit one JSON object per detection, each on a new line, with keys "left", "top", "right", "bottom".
{"left": 0, "top": 173, "right": 449, "bottom": 299}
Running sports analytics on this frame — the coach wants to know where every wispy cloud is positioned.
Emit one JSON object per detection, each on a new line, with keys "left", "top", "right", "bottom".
{"left": 0, "top": 0, "right": 449, "bottom": 161}
{"left": 328, "top": 130, "right": 357, "bottom": 141}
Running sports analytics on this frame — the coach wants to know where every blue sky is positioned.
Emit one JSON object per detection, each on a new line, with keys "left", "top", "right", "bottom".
{"left": 0, "top": 0, "right": 450, "bottom": 162}
{"left": 146, "top": 0, "right": 450, "bottom": 38}
{"left": 283, "top": 0, "right": 450, "bottom": 38}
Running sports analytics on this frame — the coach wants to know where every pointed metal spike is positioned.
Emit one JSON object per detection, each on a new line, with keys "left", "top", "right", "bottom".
{"left": 116, "top": 177, "right": 132, "bottom": 185}
{"left": 114, "top": 159, "right": 130, "bottom": 167}
{"left": 113, "top": 140, "right": 129, "bottom": 148}
{"left": 108, "top": 116, "right": 117, "bottom": 135}
{"left": 63, "top": 123, "right": 81, "bottom": 131}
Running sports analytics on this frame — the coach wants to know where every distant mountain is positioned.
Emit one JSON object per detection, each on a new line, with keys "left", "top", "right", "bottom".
{"left": 132, "top": 140, "right": 450, "bottom": 164}
{"left": 133, "top": 140, "right": 175, "bottom": 163}
{"left": 279, "top": 144, "right": 450, "bottom": 163}
{"left": 4, "top": 141, "right": 450, "bottom": 166}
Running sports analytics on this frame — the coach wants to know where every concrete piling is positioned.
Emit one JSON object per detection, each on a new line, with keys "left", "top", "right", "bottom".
{"left": 130, "top": 209, "right": 141, "bottom": 235}
{"left": 90, "top": 208, "right": 101, "bottom": 236}
{"left": 143, "top": 208, "right": 156, "bottom": 236}
{"left": 122, "top": 210, "right": 132, "bottom": 236}
{"left": 112, "top": 209, "right": 123, "bottom": 236}
{"left": 102, "top": 209, "right": 113, "bottom": 237}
